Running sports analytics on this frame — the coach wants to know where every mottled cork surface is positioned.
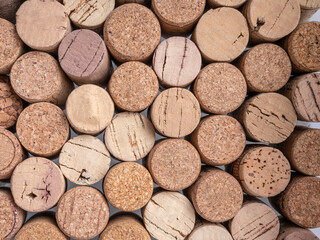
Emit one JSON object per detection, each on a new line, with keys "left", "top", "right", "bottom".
{"left": 187, "top": 222, "right": 233, "bottom": 240}
{"left": 208, "top": 0, "right": 246, "bottom": 8}
{"left": 299, "top": 0, "right": 320, "bottom": 9}
{"left": 277, "top": 221, "right": 318, "bottom": 240}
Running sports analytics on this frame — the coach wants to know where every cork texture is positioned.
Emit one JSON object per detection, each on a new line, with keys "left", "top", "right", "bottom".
{"left": 0, "top": 0, "right": 23, "bottom": 23}
{"left": 299, "top": 0, "right": 320, "bottom": 9}
{"left": 116, "top": 0, "right": 149, "bottom": 4}
{"left": 208, "top": 0, "right": 246, "bottom": 8}
{"left": 187, "top": 222, "right": 233, "bottom": 240}
{"left": 277, "top": 220, "right": 318, "bottom": 240}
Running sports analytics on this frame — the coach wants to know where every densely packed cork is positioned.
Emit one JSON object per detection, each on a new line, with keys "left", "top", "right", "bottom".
{"left": 208, "top": 0, "right": 246, "bottom": 8}
{"left": 187, "top": 222, "right": 233, "bottom": 240}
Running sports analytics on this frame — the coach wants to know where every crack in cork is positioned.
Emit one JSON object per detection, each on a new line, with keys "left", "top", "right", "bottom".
{"left": 266, "top": 0, "right": 290, "bottom": 35}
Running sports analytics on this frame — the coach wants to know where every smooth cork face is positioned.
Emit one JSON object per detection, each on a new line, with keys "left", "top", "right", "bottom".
{"left": 187, "top": 222, "right": 233, "bottom": 240}
{"left": 208, "top": 0, "right": 246, "bottom": 8}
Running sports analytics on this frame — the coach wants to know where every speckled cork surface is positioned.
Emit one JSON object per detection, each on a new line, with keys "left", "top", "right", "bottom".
{"left": 108, "top": 61, "right": 159, "bottom": 111}
{"left": 277, "top": 220, "right": 319, "bottom": 240}
{"left": 194, "top": 63, "right": 247, "bottom": 114}
{"left": 0, "top": 0, "right": 23, "bottom": 23}
{"left": 208, "top": 0, "right": 246, "bottom": 8}
{"left": 56, "top": 186, "right": 109, "bottom": 239}
{"left": 104, "top": 162, "right": 153, "bottom": 211}
{"left": 147, "top": 138, "right": 201, "bottom": 191}
{"left": 187, "top": 222, "right": 233, "bottom": 240}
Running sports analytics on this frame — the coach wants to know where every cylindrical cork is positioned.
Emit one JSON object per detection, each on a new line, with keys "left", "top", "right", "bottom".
{"left": 207, "top": 0, "right": 246, "bottom": 8}
{"left": 105, "top": 112, "right": 155, "bottom": 161}
{"left": 143, "top": 191, "right": 196, "bottom": 240}
{"left": 103, "top": 162, "right": 153, "bottom": 211}
{"left": 151, "top": 0, "right": 205, "bottom": 34}
{"left": 0, "top": 188, "right": 25, "bottom": 240}
{"left": 108, "top": 61, "right": 159, "bottom": 111}
{"left": 10, "top": 51, "right": 74, "bottom": 106}
{"left": 11, "top": 157, "right": 66, "bottom": 212}
{"left": 188, "top": 167, "right": 243, "bottom": 223}
{"left": 59, "top": 135, "right": 111, "bottom": 185}
{"left": 56, "top": 186, "right": 109, "bottom": 239}
{"left": 116, "top": 0, "right": 149, "bottom": 4}
{"left": 16, "top": 102, "right": 70, "bottom": 157}
{"left": 150, "top": 88, "right": 201, "bottom": 138}
{"left": 243, "top": 0, "right": 300, "bottom": 42}
{"left": 191, "top": 115, "right": 246, "bottom": 166}
{"left": 299, "top": 0, "right": 320, "bottom": 23}
{"left": 230, "top": 146, "right": 291, "bottom": 197}
{"left": 66, "top": 84, "right": 114, "bottom": 135}
{"left": 187, "top": 222, "right": 233, "bottom": 240}
{"left": 58, "top": 29, "right": 111, "bottom": 86}
{"left": 147, "top": 139, "right": 201, "bottom": 191}
{"left": 277, "top": 219, "right": 319, "bottom": 240}
{"left": 237, "top": 93, "right": 297, "bottom": 144}
{"left": 0, "top": 0, "right": 23, "bottom": 23}
{"left": 64, "top": 0, "right": 115, "bottom": 29}
{"left": 229, "top": 200, "right": 280, "bottom": 240}
{"left": 193, "top": 7, "right": 249, "bottom": 62}
{"left": 153, "top": 37, "right": 202, "bottom": 88}
{"left": 238, "top": 43, "right": 292, "bottom": 92}
{"left": 104, "top": 3, "right": 161, "bottom": 63}
{"left": 16, "top": 0, "right": 71, "bottom": 52}
{"left": 194, "top": 63, "right": 247, "bottom": 114}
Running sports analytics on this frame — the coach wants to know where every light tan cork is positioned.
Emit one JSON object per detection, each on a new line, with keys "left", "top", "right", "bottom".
{"left": 187, "top": 222, "right": 233, "bottom": 240}
{"left": 56, "top": 186, "right": 109, "bottom": 239}
{"left": 59, "top": 135, "right": 111, "bottom": 185}
{"left": 116, "top": 0, "right": 149, "bottom": 4}
{"left": 208, "top": 0, "right": 246, "bottom": 8}
{"left": 103, "top": 162, "right": 153, "bottom": 211}
{"left": 0, "top": 189, "right": 25, "bottom": 240}
{"left": 16, "top": 0, "right": 71, "bottom": 52}
{"left": 0, "top": 18, "right": 24, "bottom": 74}
{"left": 16, "top": 102, "right": 70, "bottom": 157}
{"left": 10, "top": 51, "right": 74, "bottom": 106}
{"left": 108, "top": 61, "right": 159, "bottom": 111}
{"left": 277, "top": 219, "right": 319, "bottom": 240}
{"left": 105, "top": 112, "right": 155, "bottom": 161}
{"left": 153, "top": 37, "right": 202, "bottom": 88}
{"left": 66, "top": 84, "right": 114, "bottom": 135}
{"left": 11, "top": 157, "right": 66, "bottom": 212}
{"left": 0, "top": 0, "right": 23, "bottom": 23}
{"left": 150, "top": 88, "right": 201, "bottom": 138}
{"left": 299, "top": 0, "right": 320, "bottom": 23}
{"left": 194, "top": 63, "right": 247, "bottom": 114}
{"left": 143, "top": 191, "right": 195, "bottom": 240}
{"left": 104, "top": 3, "right": 161, "bottom": 63}
{"left": 193, "top": 7, "right": 249, "bottom": 62}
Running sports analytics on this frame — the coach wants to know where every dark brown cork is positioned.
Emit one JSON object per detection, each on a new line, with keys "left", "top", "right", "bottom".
{"left": 277, "top": 219, "right": 318, "bottom": 240}
{"left": 208, "top": 0, "right": 246, "bottom": 8}
{"left": 0, "top": 0, "right": 23, "bottom": 23}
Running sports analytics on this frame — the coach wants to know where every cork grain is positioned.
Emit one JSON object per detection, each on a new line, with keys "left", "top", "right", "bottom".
{"left": 208, "top": 0, "right": 246, "bottom": 8}
{"left": 277, "top": 221, "right": 318, "bottom": 240}
{"left": 187, "top": 222, "right": 233, "bottom": 240}
{"left": 299, "top": 0, "right": 320, "bottom": 9}
{"left": 117, "top": 0, "right": 149, "bottom": 4}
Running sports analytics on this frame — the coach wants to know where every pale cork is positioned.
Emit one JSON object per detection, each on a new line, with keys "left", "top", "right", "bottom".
{"left": 277, "top": 220, "right": 318, "bottom": 240}
{"left": 208, "top": 0, "right": 246, "bottom": 8}
{"left": 0, "top": 0, "right": 23, "bottom": 23}
{"left": 187, "top": 222, "right": 233, "bottom": 240}
{"left": 116, "top": 0, "right": 149, "bottom": 4}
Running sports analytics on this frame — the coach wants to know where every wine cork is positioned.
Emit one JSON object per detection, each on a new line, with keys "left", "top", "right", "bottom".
{"left": 191, "top": 115, "right": 246, "bottom": 166}
{"left": 150, "top": 88, "right": 201, "bottom": 138}
{"left": 193, "top": 7, "right": 249, "bottom": 62}
{"left": 243, "top": 0, "right": 300, "bottom": 42}
{"left": 116, "top": 0, "right": 149, "bottom": 4}
{"left": 300, "top": 8, "right": 319, "bottom": 23}
{"left": 56, "top": 186, "right": 109, "bottom": 239}
{"left": 299, "top": 0, "right": 320, "bottom": 23}
{"left": 10, "top": 51, "right": 74, "bottom": 106}
{"left": 59, "top": 135, "right": 111, "bottom": 185}
{"left": 143, "top": 191, "right": 196, "bottom": 240}
{"left": 188, "top": 167, "right": 243, "bottom": 223}
{"left": 64, "top": 0, "right": 115, "bottom": 29}
{"left": 0, "top": 129, "right": 24, "bottom": 180}
{"left": 152, "top": 37, "right": 202, "bottom": 87}
{"left": 187, "top": 222, "right": 233, "bottom": 240}
{"left": 105, "top": 112, "right": 155, "bottom": 161}
{"left": 237, "top": 93, "right": 297, "bottom": 144}
{"left": 103, "top": 3, "right": 161, "bottom": 63}
{"left": 151, "top": 0, "right": 206, "bottom": 34}
{"left": 16, "top": 102, "right": 70, "bottom": 157}
{"left": 66, "top": 84, "right": 114, "bottom": 135}
{"left": 108, "top": 61, "right": 159, "bottom": 111}
{"left": 103, "top": 162, "right": 153, "bottom": 211}
{"left": 229, "top": 200, "right": 280, "bottom": 240}
{"left": 11, "top": 157, "right": 66, "bottom": 212}
{"left": 277, "top": 220, "right": 318, "bottom": 240}
{"left": 194, "top": 63, "right": 247, "bottom": 114}
{"left": 147, "top": 139, "right": 201, "bottom": 191}
{"left": 207, "top": 0, "right": 246, "bottom": 8}
{"left": 0, "top": 189, "right": 25, "bottom": 240}
{"left": 16, "top": 0, "right": 71, "bottom": 52}
{"left": 0, "top": 0, "right": 23, "bottom": 23}
{"left": 230, "top": 146, "right": 291, "bottom": 197}
{"left": 58, "top": 29, "right": 111, "bottom": 86}
{"left": 0, "top": 18, "right": 24, "bottom": 74}
{"left": 238, "top": 43, "right": 292, "bottom": 92}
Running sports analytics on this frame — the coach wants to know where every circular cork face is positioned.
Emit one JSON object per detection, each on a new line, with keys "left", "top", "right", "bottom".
{"left": 194, "top": 63, "right": 247, "bottom": 114}
{"left": 56, "top": 186, "right": 109, "bottom": 239}
{"left": 143, "top": 191, "right": 195, "bottom": 240}
{"left": 239, "top": 43, "right": 291, "bottom": 92}
{"left": 16, "top": 0, "right": 71, "bottom": 52}
{"left": 192, "top": 115, "right": 246, "bottom": 166}
{"left": 104, "top": 3, "right": 161, "bottom": 62}
{"left": 0, "top": 18, "right": 24, "bottom": 74}
{"left": 104, "top": 162, "right": 153, "bottom": 211}
{"left": 193, "top": 7, "right": 249, "bottom": 62}
{"left": 105, "top": 112, "right": 155, "bottom": 161}
{"left": 147, "top": 139, "right": 201, "bottom": 191}
{"left": 187, "top": 223, "right": 233, "bottom": 240}
{"left": 299, "top": 0, "right": 320, "bottom": 9}
{"left": 153, "top": 37, "right": 202, "bottom": 87}
{"left": 59, "top": 135, "right": 111, "bottom": 185}
{"left": 16, "top": 102, "right": 69, "bottom": 157}
{"left": 108, "top": 61, "right": 159, "bottom": 111}
{"left": 229, "top": 201, "right": 280, "bottom": 240}
{"left": 284, "top": 231, "right": 319, "bottom": 240}
{"left": 208, "top": 0, "right": 246, "bottom": 7}
{"left": 66, "top": 84, "right": 114, "bottom": 135}
{"left": 151, "top": 88, "right": 201, "bottom": 138}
